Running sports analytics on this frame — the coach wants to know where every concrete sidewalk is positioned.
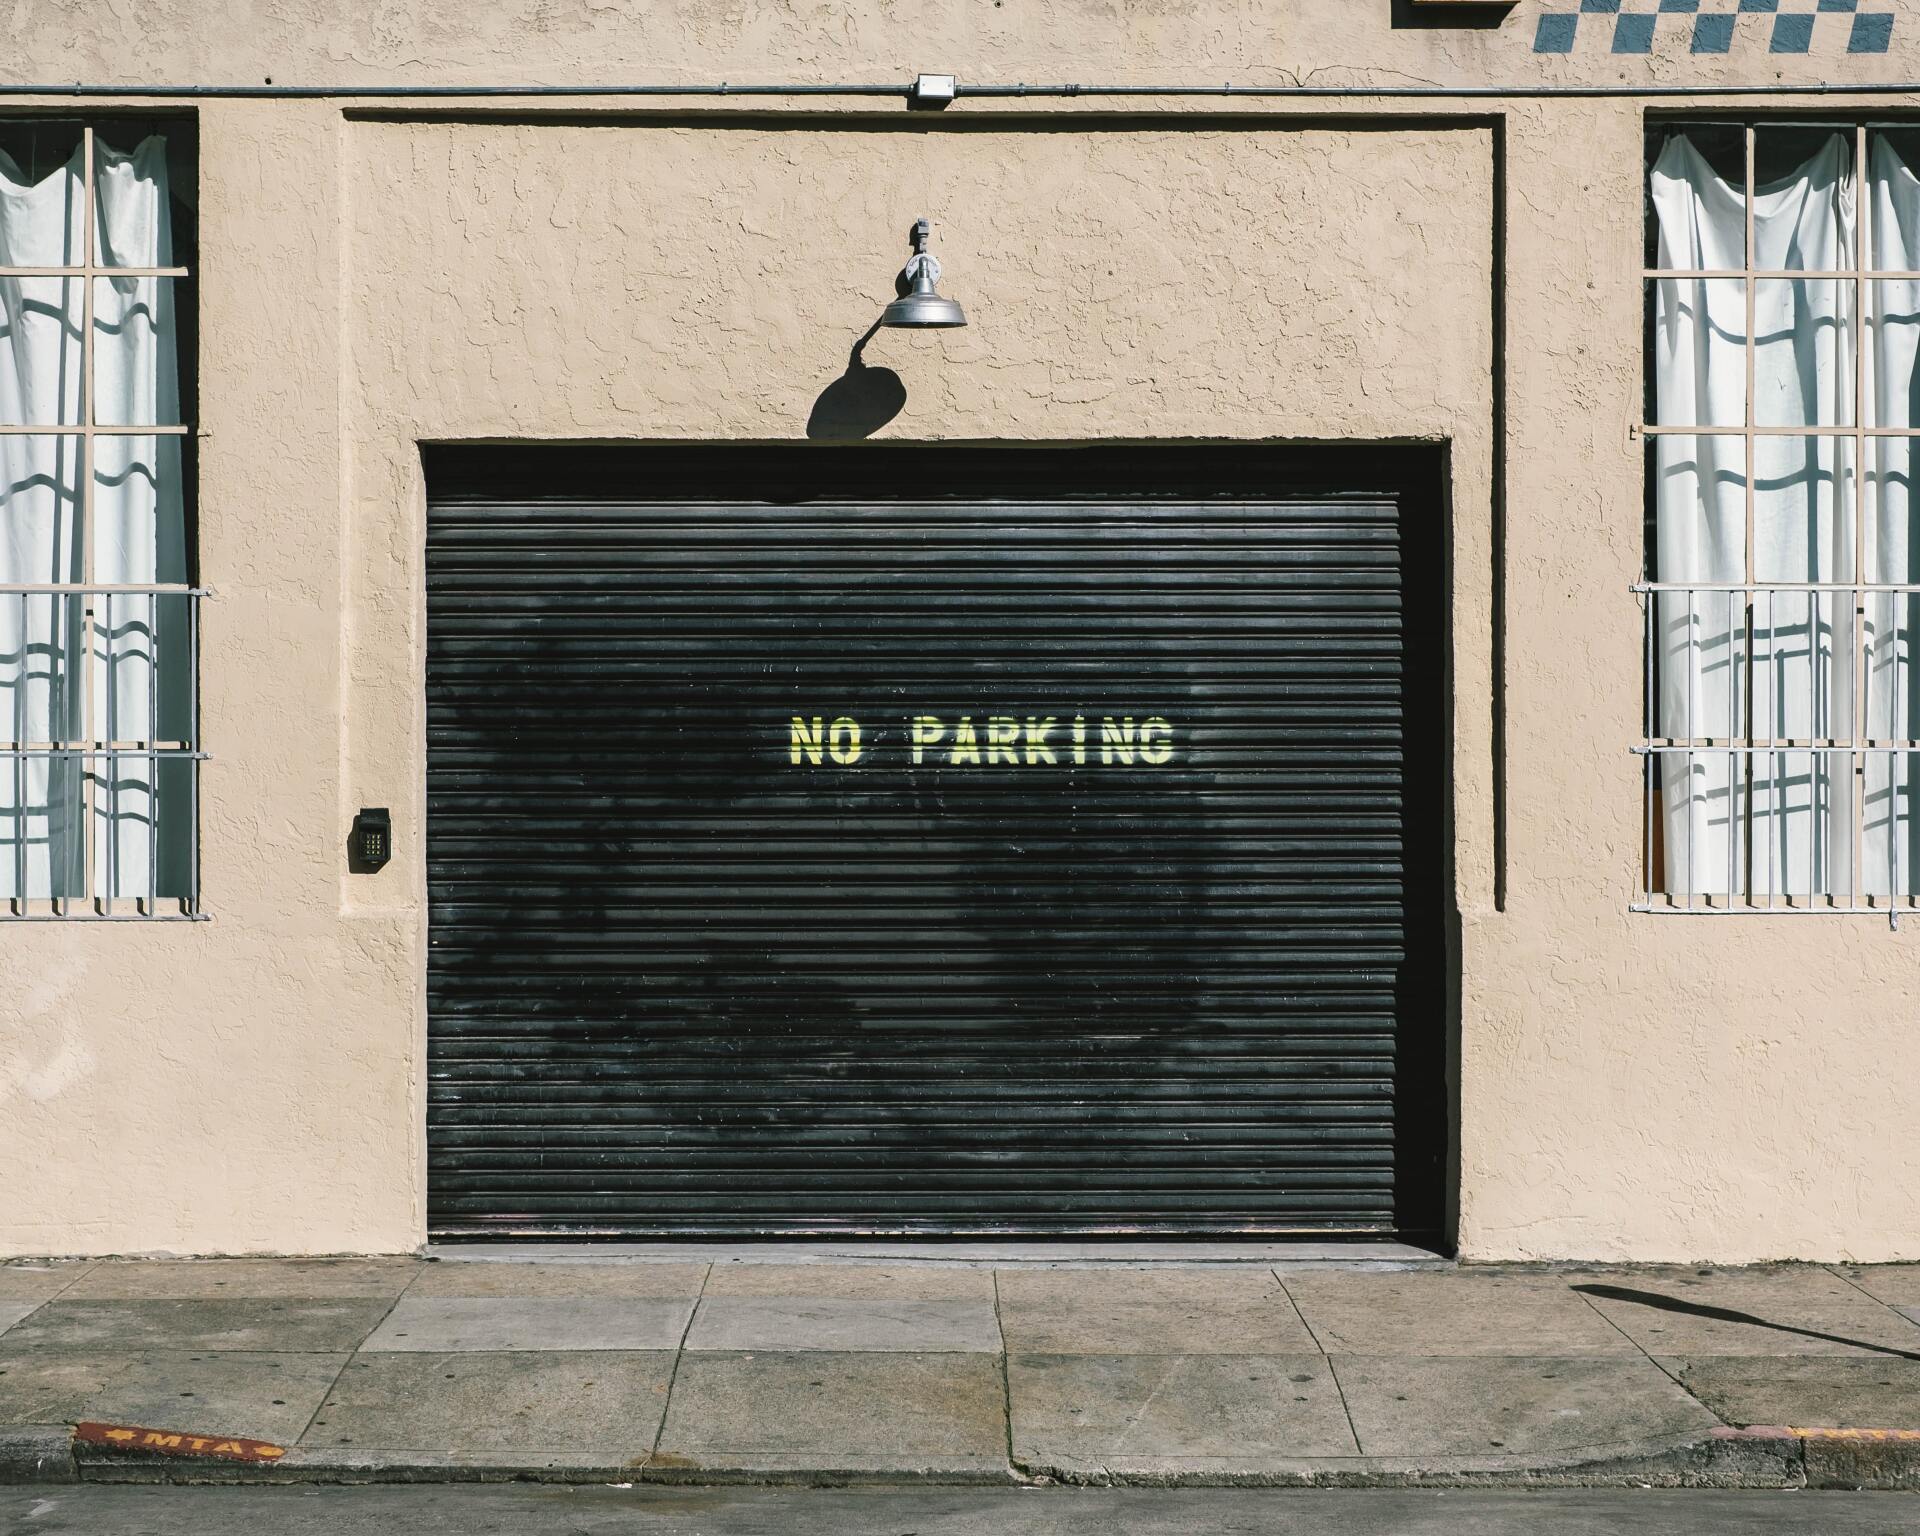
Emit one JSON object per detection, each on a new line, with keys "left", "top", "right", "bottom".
{"left": 3, "top": 1254, "right": 1919, "bottom": 1489}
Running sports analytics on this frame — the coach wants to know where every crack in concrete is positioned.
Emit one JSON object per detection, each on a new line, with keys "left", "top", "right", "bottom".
{"left": 989, "top": 1269, "right": 1019, "bottom": 1481}
{"left": 648, "top": 1261, "right": 712, "bottom": 1466}
{"left": 1109, "top": 1356, "right": 1188, "bottom": 1457}
{"left": 1272, "top": 1266, "right": 1363, "bottom": 1456}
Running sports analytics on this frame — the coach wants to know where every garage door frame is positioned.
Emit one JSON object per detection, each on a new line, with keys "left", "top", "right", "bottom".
{"left": 422, "top": 442, "right": 1456, "bottom": 1247}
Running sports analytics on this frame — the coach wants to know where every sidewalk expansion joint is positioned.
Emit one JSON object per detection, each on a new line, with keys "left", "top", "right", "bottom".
{"left": 1568, "top": 1280, "right": 1727, "bottom": 1433}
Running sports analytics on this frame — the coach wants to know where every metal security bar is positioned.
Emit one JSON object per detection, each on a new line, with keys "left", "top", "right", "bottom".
{"left": 1, "top": 584, "right": 205, "bottom": 919}
{"left": 1637, "top": 120, "right": 1920, "bottom": 917}
{"left": 0, "top": 121, "right": 200, "bottom": 921}
{"left": 1634, "top": 582, "right": 1919, "bottom": 916}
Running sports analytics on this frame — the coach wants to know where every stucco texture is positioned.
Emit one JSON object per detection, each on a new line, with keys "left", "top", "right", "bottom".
{"left": 2, "top": 0, "right": 1918, "bottom": 1262}
{"left": 6, "top": 0, "right": 1914, "bottom": 90}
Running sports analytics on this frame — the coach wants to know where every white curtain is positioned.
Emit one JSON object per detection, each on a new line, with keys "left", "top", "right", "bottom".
{"left": 1865, "top": 136, "right": 1920, "bottom": 902}
{"left": 0, "top": 134, "right": 186, "bottom": 902}
{"left": 1651, "top": 130, "right": 1918, "bottom": 898}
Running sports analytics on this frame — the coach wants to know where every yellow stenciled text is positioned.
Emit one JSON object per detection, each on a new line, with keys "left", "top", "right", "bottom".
{"left": 800, "top": 714, "right": 1172, "bottom": 768}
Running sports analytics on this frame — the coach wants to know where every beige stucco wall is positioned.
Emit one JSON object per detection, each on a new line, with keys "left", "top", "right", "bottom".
{"left": 3, "top": 1, "right": 1918, "bottom": 1261}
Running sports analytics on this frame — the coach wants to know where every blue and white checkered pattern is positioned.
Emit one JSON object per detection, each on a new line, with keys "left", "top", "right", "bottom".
{"left": 1534, "top": 0, "right": 1893, "bottom": 53}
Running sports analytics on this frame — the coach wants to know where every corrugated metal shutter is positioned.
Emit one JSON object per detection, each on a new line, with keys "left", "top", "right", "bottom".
{"left": 425, "top": 447, "right": 1446, "bottom": 1240}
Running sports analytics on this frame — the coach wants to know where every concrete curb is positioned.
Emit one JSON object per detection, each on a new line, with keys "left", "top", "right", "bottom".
{"left": 40, "top": 1426, "right": 1920, "bottom": 1491}
{"left": 22, "top": 1436, "right": 1839, "bottom": 1496}
{"left": 0, "top": 1426, "right": 78, "bottom": 1484}
{"left": 1014, "top": 1430, "right": 1803, "bottom": 1490}
{"left": 637, "top": 1454, "right": 1022, "bottom": 1486}
{"left": 70, "top": 1448, "right": 1023, "bottom": 1487}
{"left": 75, "top": 1447, "right": 649, "bottom": 1486}
{"left": 1716, "top": 1427, "right": 1920, "bottom": 1493}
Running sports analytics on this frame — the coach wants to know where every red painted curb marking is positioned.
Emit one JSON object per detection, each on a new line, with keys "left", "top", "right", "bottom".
{"left": 1713, "top": 1425, "right": 1920, "bottom": 1444}
{"left": 73, "top": 1421, "right": 287, "bottom": 1461}
{"left": 1793, "top": 1427, "right": 1920, "bottom": 1443}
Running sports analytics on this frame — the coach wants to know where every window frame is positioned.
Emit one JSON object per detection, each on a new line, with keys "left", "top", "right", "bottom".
{"left": 0, "top": 117, "right": 202, "bottom": 921}
{"left": 1637, "top": 116, "right": 1920, "bottom": 918}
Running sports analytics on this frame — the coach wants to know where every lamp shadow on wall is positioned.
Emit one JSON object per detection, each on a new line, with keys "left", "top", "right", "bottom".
{"left": 806, "top": 320, "right": 906, "bottom": 440}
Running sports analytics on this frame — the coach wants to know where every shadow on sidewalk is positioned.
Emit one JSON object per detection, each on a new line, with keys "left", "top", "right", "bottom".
{"left": 1573, "top": 1284, "right": 1920, "bottom": 1362}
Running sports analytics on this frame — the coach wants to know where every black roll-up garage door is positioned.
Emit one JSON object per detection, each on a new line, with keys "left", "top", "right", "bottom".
{"left": 425, "top": 446, "right": 1448, "bottom": 1241}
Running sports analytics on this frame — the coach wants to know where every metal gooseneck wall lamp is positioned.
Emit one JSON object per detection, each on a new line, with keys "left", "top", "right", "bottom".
{"left": 879, "top": 217, "right": 967, "bottom": 329}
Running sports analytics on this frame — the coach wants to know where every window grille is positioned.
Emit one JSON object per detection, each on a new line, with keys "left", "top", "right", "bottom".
{"left": 0, "top": 121, "right": 201, "bottom": 919}
{"left": 1638, "top": 121, "right": 1920, "bottom": 917}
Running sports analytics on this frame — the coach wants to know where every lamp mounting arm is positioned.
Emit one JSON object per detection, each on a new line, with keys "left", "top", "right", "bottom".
{"left": 901, "top": 217, "right": 941, "bottom": 286}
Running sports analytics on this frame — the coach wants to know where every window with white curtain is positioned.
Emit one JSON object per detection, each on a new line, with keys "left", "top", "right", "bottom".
{"left": 1640, "top": 121, "right": 1920, "bottom": 915}
{"left": 0, "top": 120, "right": 198, "bottom": 919}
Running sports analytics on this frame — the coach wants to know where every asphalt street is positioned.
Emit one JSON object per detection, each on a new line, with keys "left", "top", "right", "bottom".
{"left": 3, "top": 1486, "right": 1918, "bottom": 1535}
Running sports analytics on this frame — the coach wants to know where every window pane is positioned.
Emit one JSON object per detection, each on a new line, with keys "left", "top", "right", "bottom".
{"left": 0, "top": 434, "right": 82, "bottom": 581}
{"left": 84, "top": 449, "right": 192, "bottom": 904}
{"left": 1648, "top": 278, "right": 1747, "bottom": 426}
{"left": 1652, "top": 749, "right": 1743, "bottom": 898}
{"left": 1754, "top": 434, "right": 1856, "bottom": 583}
{"left": 89, "top": 749, "right": 183, "bottom": 903}
{"left": 0, "top": 551, "right": 84, "bottom": 902}
{"left": 88, "top": 588, "right": 191, "bottom": 745}
{"left": 0, "top": 588, "right": 84, "bottom": 745}
{"left": 1865, "top": 280, "right": 1920, "bottom": 428}
{"left": 92, "top": 434, "right": 188, "bottom": 586}
{"left": 1862, "top": 434, "right": 1916, "bottom": 760}
{"left": 1864, "top": 752, "right": 1920, "bottom": 898}
{"left": 92, "top": 276, "right": 185, "bottom": 426}
{"left": 1754, "top": 127, "right": 1855, "bottom": 273}
{"left": 1648, "top": 123, "right": 1745, "bottom": 270}
{"left": 1863, "top": 434, "right": 1916, "bottom": 584}
{"left": 89, "top": 435, "right": 192, "bottom": 751}
{"left": 92, "top": 132, "right": 183, "bottom": 270}
{"left": 0, "top": 123, "right": 83, "bottom": 269}
{"left": 0, "top": 276, "right": 82, "bottom": 424}
{"left": 1746, "top": 748, "right": 1854, "bottom": 899}
{"left": 1753, "top": 437, "right": 1857, "bottom": 830}
{"left": 1750, "top": 587, "right": 1851, "bottom": 744}
{"left": 1754, "top": 277, "right": 1855, "bottom": 427}
{"left": 1647, "top": 434, "right": 1750, "bottom": 744}
{"left": 1648, "top": 432, "right": 1748, "bottom": 581}
{"left": 1867, "top": 129, "right": 1920, "bottom": 274}
{"left": 1863, "top": 586, "right": 1916, "bottom": 742}
{"left": 0, "top": 749, "right": 84, "bottom": 901}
